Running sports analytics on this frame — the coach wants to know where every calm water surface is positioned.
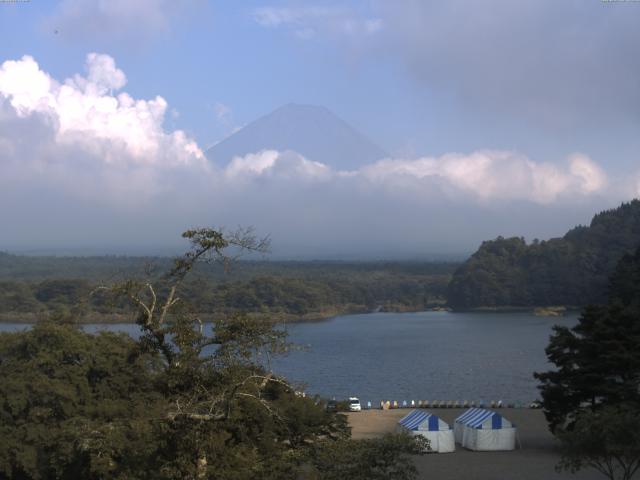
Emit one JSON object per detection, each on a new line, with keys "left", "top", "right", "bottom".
{"left": 274, "top": 311, "right": 577, "bottom": 404}
{"left": 0, "top": 311, "right": 576, "bottom": 404}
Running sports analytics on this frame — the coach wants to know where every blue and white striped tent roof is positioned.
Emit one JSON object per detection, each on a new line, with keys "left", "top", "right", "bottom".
{"left": 454, "top": 408, "right": 513, "bottom": 430}
{"left": 398, "top": 410, "right": 451, "bottom": 431}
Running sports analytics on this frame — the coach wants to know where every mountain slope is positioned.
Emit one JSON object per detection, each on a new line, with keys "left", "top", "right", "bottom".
{"left": 206, "top": 103, "right": 388, "bottom": 170}
{"left": 447, "top": 200, "right": 640, "bottom": 309}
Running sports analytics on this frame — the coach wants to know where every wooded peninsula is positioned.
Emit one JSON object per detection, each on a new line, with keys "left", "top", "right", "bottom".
{"left": 0, "top": 256, "right": 456, "bottom": 323}
{"left": 2, "top": 200, "right": 640, "bottom": 322}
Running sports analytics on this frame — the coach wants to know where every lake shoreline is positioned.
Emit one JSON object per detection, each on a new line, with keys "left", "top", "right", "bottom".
{"left": 0, "top": 304, "right": 581, "bottom": 324}
{"left": 0, "top": 303, "right": 448, "bottom": 325}
{"left": 450, "top": 305, "right": 582, "bottom": 316}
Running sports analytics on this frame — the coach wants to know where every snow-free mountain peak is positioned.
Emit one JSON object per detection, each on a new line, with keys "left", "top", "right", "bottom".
{"left": 206, "top": 103, "right": 388, "bottom": 170}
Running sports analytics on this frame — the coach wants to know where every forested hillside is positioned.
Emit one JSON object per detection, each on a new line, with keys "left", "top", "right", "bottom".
{"left": 447, "top": 200, "right": 640, "bottom": 309}
{"left": 0, "top": 256, "right": 457, "bottom": 322}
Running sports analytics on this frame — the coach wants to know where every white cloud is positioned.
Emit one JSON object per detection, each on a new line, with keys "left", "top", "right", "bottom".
{"left": 568, "top": 154, "right": 607, "bottom": 194}
{"left": 216, "top": 148, "right": 609, "bottom": 205}
{"left": 225, "top": 150, "right": 280, "bottom": 178}
{"left": 225, "top": 150, "right": 331, "bottom": 181}
{"left": 0, "top": 53, "right": 625, "bottom": 253}
{"left": 359, "top": 151, "right": 607, "bottom": 204}
{"left": 75, "top": 53, "right": 127, "bottom": 93}
{"left": 0, "top": 56, "right": 56, "bottom": 115}
{"left": 252, "top": 6, "right": 383, "bottom": 39}
{"left": 0, "top": 53, "right": 205, "bottom": 202}
{"left": 0, "top": 47, "right": 608, "bottom": 205}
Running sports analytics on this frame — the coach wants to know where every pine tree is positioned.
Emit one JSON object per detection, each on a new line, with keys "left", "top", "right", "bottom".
{"left": 535, "top": 246, "right": 640, "bottom": 431}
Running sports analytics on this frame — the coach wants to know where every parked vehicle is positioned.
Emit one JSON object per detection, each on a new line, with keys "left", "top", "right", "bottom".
{"left": 326, "top": 399, "right": 338, "bottom": 412}
{"left": 349, "top": 397, "right": 361, "bottom": 412}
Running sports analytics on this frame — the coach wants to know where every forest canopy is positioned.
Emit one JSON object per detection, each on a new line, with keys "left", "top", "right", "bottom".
{"left": 0, "top": 228, "right": 427, "bottom": 480}
{"left": 0, "top": 256, "right": 456, "bottom": 323}
{"left": 447, "top": 200, "right": 640, "bottom": 309}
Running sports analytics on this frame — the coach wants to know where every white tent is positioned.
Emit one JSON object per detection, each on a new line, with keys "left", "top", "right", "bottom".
{"left": 454, "top": 408, "right": 516, "bottom": 451}
{"left": 396, "top": 410, "right": 455, "bottom": 453}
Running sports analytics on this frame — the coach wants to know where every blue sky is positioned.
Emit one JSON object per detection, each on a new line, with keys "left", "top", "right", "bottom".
{"left": 4, "top": 0, "right": 636, "bottom": 162}
{"left": 1, "top": 2, "right": 425, "bottom": 158}
{"left": 0, "top": 1, "right": 639, "bottom": 256}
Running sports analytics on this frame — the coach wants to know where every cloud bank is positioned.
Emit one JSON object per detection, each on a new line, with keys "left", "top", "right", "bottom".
{"left": 0, "top": 53, "right": 631, "bottom": 255}
{"left": 377, "top": 0, "right": 640, "bottom": 125}
{"left": 254, "top": 1, "right": 640, "bottom": 129}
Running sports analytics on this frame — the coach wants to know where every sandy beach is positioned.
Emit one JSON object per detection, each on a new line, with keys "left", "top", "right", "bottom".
{"left": 347, "top": 408, "right": 608, "bottom": 480}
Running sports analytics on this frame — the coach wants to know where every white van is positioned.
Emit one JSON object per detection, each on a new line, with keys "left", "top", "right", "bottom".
{"left": 349, "top": 397, "right": 362, "bottom": 412}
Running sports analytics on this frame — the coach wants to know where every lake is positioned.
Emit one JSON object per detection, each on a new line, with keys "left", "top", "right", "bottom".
{"left": 0, "top": 311, "right": 576, "bottom": 404}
